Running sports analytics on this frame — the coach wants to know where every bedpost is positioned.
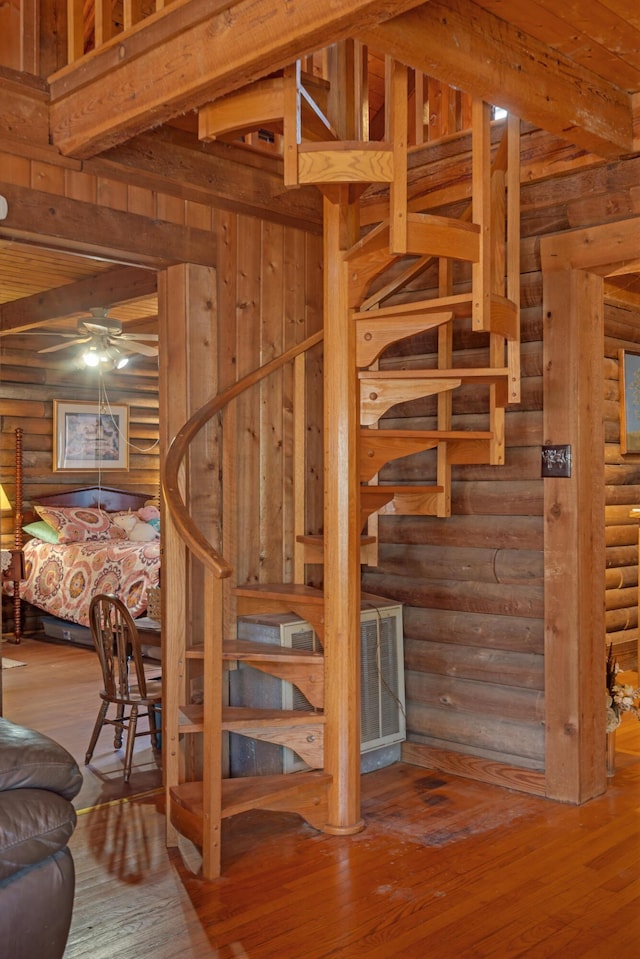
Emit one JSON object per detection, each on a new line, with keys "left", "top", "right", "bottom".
{"left": 13, "top": 427, "right": 23, "bottom": 643}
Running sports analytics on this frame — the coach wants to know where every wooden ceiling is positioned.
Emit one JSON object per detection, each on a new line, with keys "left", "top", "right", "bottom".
{"left": 0, "top": 240, "right": 158, "bottom": 350}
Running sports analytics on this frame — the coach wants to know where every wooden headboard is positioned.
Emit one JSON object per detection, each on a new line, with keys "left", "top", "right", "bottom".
{"left": 35, "top": 486, "right": 152, "bottom": 512}
{"left": 10, "top": 425, "right": 158, "bottom": 643}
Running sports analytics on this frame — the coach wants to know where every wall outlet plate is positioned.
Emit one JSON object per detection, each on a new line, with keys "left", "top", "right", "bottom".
{"left": 541, "top": 445, "right": 571, "bottom": 477}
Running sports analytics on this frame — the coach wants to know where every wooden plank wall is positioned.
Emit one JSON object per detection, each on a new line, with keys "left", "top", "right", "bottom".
{"left": 214, "top": 209, "right": 324, "bottom": 590}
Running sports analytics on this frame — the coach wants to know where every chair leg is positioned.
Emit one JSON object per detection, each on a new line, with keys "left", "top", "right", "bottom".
{"left": 149, "top": 704, "right": 161, "bottom": 752}
{"left": 123, "top": 704, "right": 138, "bottom": 783}
{"left": 85, "top": 701, "right": 110, "bottom": 765}
{"left": 114, "top": 703, "right": 125, "bottom": 749}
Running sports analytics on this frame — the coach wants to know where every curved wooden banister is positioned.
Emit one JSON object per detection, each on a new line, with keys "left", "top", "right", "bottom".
{"left": 163, "top": 329, "right": 324, "bottom": 577}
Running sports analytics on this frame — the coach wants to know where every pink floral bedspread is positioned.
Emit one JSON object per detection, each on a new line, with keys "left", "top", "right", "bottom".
{"left": 9, "top": 538, "right": 160, "bottom": 626}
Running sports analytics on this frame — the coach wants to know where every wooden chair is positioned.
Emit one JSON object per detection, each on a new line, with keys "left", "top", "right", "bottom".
{"left": 85, "top": 593, "right": 161, "bottom": 782}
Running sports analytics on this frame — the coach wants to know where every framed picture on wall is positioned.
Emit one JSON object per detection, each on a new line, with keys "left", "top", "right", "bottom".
{"left": 53, "top": 400, "right": 129, "bottom": 471}
{"left": 619, "top": 350, "right": 640, "bottom": 454}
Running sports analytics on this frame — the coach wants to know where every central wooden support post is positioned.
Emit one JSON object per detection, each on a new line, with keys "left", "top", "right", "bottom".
{"left": 322, "top": 189, "right": 365, "bottom": 835}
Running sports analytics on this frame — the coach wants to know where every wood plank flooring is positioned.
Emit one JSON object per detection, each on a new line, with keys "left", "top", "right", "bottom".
{"left": 1, "top": 634, "right": 161, "bottom": 809}
{"left": 2, "top": 637, "right": 639, "bottom": 958}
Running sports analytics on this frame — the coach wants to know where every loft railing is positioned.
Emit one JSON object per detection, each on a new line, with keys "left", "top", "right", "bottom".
{"left": 61, "top": 6, "right": 479, "bottom": 150}
{"left": 67, "top": 0, "right": 182, "bottom": 62}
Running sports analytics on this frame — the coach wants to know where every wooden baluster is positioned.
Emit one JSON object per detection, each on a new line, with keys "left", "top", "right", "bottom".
{"left": 94, "top": 0, "right": 114, "bottom": 48}
{"left": 66, "top": 0, "right": 84, "bottom": 62}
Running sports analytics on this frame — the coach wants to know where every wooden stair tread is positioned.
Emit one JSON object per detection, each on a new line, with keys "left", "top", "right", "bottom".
{"left": 223, "top": 706, "right": 325, "bottom": 728}
{"left": 178, "top": 704, "right": 324, "bottom": 728}
{"left": 170, "top": 771, "right": 332, "bottom": 832}
{"left": 223, "top": 639, "right": 323, "bottom": 663}
{"left": 362, "top": 428, "right": 493, "bottom": 440}
{"left": 363, "top": 484, "right": 444, "bottom": 494}
{"left": 232, "top": 582, "right": 324, "bottom": 604}
{"left": 296, "top": 533, "right": 377, "bottom": 546}
{"left": 359, "top": 428, "right": 494, "bottom": 479}
{"left": 360, "top": 487, "right": 397, "bottom": 506}
{"left": 359, "top": 367, "right": 508, "bottom": 382}
{"left": 231, "top": 583, "right": 324, "bottom": 606}
{"left": 345, "top": 213, "right": 480, "bottom": 269}
{"left": 354, "top": 293, "right": 473, "bottom": 321}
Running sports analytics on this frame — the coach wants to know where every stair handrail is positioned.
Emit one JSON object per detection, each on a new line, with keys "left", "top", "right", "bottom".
{"left": 163, "top": 328, "right": 324, "bottom": 577}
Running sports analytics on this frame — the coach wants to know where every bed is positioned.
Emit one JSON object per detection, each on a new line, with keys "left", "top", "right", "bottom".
{"left": 6, "top": 475, "right": 160, "bottom": 644}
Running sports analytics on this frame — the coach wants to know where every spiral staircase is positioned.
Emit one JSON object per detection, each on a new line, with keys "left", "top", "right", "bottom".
{"left": 162, "top": 54, "right": 521, "bottom": 879}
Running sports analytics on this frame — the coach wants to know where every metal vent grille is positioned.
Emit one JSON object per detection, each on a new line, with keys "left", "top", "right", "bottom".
{"left": 229, "top": 604, "right": 405, "bottom": 776}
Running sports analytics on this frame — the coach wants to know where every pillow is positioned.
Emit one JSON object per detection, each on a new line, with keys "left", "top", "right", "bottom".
{"left": 22, "top": 520, "right": 59, "bottom": 544}
{"left": 34, "top": 505, "right": 121, "bottom": 543}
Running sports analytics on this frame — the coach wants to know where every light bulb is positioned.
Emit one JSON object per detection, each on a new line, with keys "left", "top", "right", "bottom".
{"left": 83, "top": 349, "right": 100, "bottom": 367}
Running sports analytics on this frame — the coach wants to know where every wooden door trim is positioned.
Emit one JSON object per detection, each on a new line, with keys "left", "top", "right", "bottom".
{"left": 541, "top": 215, "right": 640, "bottom": 802}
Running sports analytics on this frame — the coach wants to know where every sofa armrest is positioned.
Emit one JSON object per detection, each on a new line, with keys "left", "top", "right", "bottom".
{"left": 0, "top": 788, "right": 77, "bottom": 883}
{"left": 0, "top": 718, "right": 82, "bottom": 800}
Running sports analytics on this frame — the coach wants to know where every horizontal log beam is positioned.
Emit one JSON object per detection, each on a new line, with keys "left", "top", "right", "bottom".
{"left": 359, "top": 0, "right": 633, "bottom": 159}
{"left": 95, "top": 127, "right": 323, "bottom": 232}
{"left": 48, "top": 0, "right": 427, "bottom": 157}
{"left": 0, "top": 181, "right": 217, "bottom": 268}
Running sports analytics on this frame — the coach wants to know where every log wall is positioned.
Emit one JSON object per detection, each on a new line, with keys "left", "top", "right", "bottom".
{"left": 364, "top": 144, "right": 640, "bottom": 771}
{"left": 604, "top": 303, "right": 640, "bottom": 670}
{"left": 0, "top": 346, "right": 159, "bottom": 634}
{"left": 0, "top": 355, "right": 159, "bottom": 531}
{"left": 362, "top": 294, "right": 546, "bottom": 770}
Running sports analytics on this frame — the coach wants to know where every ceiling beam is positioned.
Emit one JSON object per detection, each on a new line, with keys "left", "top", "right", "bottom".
{"left": 93, "top": 127, "right": 323, "bottom": 232}
{"left": 0, "top": 265, "right": 157, "bottom": 334}
{"left": 49, "top": 0, "right": 427, "bottom": 158}
{"left": 0, "top": 181, "right": 217, "bottom": 268}
{"left": 359, "top": 0, "right": 634, "bottom": 159}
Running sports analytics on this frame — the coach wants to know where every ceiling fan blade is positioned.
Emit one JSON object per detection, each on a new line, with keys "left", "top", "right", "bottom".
{"left": 110, "top": 337, "right": 158, "bottom": 357}
{"left": 4, "top": 330, "right": 81, "bottom": 339}
{"left": 118, "top": 333, "right": 159, "bottom": 341}
{"left": 38, "top": 336, "right": 92, "bottom": 354}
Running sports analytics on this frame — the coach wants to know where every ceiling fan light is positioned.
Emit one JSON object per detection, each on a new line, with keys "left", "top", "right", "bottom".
{"left": 82, "top": 348, "right": 100, "bottom": 367}
{"left": 106, "top": 344, "right": 129, "bottom": 370}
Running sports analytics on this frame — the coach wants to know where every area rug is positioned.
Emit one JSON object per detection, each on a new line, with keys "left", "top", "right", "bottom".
{"left": 2, "top": 657, "right": 26, "bottom": 668}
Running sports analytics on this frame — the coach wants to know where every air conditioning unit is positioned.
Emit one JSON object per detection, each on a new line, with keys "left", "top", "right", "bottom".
{"left": 228, "top": 595, "right": 405, "bottom": 776}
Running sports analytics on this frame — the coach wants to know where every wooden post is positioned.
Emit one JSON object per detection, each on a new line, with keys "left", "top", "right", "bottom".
{"left": 159, "top": 263, "right": 220, "bottom": 863}
{"left": 542, "top": 267, "right": 606, "bottom": 802}
{"left": 541, "top": 217, "right": 640, "bottom": 801}
{"left": 322, "top": 190, "right": 364, "bottom": 835}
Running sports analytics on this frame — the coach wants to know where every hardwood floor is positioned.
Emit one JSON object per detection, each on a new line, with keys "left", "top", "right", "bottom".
{"left": 1, "top": 634, "right": 161, "bottom": 809}
{"left": 2, "top": 637, "right": 639, "bottom": 958}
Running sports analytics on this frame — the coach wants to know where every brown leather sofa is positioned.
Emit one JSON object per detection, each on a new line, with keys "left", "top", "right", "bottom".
{"left": 0, "top": 717, "right": 82, "bottom": 959}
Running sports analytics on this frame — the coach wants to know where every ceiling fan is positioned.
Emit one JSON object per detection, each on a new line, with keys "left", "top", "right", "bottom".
{"left": 37, "top": 307, "right": 158, "bottom": 368}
